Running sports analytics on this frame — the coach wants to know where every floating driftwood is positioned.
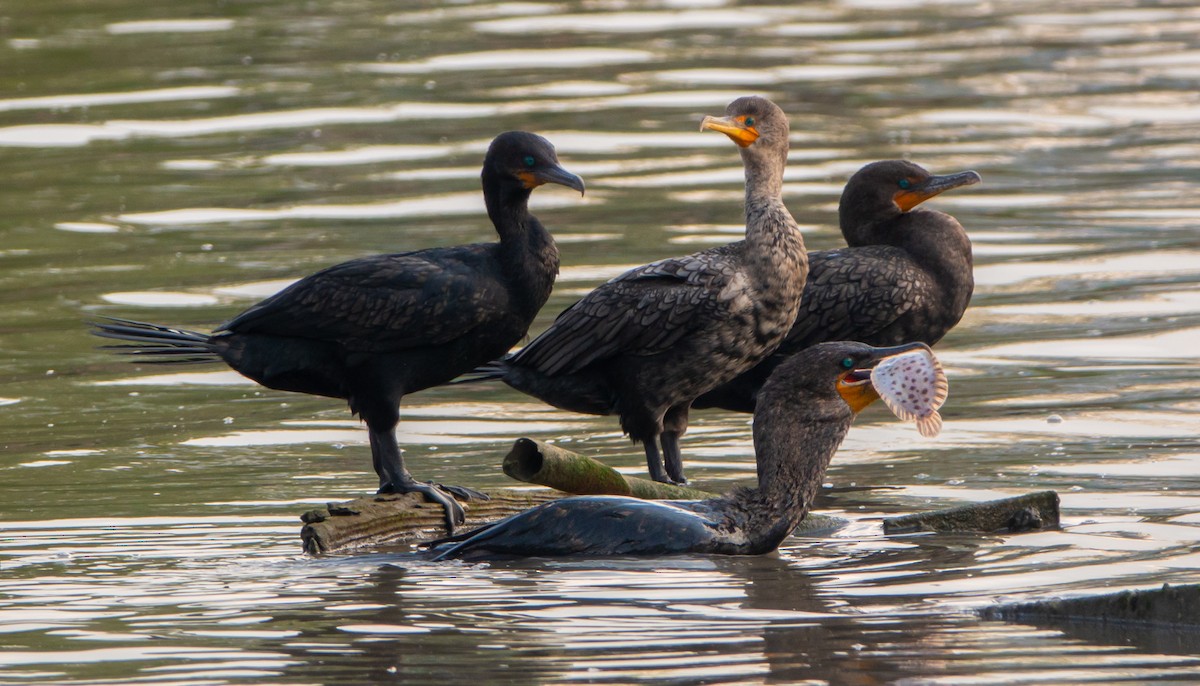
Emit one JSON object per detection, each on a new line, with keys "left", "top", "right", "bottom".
{"left": 302, "top": 440, "right": 1050, "bottom": 554}
{"left": 504, "top": 438, "right": 715, "bottom": 499}
{"left": 883, "top": 490, "right": 1060, "bottom": 534}
{"left": 983, "top": 583, "right": 1200, "bottom": 628}
{"left": 300, "top": 490, "right": 557, "bottom": 555}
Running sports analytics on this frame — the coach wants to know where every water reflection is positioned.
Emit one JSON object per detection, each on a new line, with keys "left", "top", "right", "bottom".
{"left": 0, "top": 85, "right": 240, "bottom": 113}
{"left": 358, "top": 48, "right": 656, "bottom": 73}
{"left": 4, "top": 0, "right": 1200, "bottom": 682}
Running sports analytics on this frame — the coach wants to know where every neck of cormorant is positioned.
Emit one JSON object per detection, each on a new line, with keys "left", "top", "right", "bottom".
{"left": 482, "top": 178, "right": 556, "bottom": 255}
{"left": 483, "top": 178, "right": 535, "bottom": 241}
{"left": 737, "top": 140, "right": 808, "bottom": 313}
{"left": 740, "top": 144, "right": 787, "bottom": 208}
{"left": 838, "top": 197, "right": 902, "bottom": 247}
{"left": 483, "top": 178, "right": 560, "bottom": 301}
{"left": 722, "top": 395, "right": 853, "bottom": 554}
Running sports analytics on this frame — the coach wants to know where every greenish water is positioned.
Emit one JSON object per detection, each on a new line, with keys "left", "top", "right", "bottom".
{"left": 3, "top": 1, "right": 1200, "bottom": 683}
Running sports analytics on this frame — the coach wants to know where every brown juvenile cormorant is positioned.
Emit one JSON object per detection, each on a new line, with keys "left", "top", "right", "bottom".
{"left": 693, "top": 159, "right": 979, "bottom": 413}
{"left": 461, "top": 96, "right": 808, "bottom": 486}
{"left": 431, "top": 341, "right": 936, "bottom": 560}
{"left": 91, "top": 131, "right": 584, "bottom": 533}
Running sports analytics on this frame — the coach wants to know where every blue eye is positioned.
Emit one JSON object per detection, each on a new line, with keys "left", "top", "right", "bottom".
{"left": 841, "top": 357, "right": 855, "bottom": 369}
{"left": 744, "top": 116, "right": 755, "bottom": 127}
{"left": 898, "top": 179, "right": 912, "bottom": 189}
{"left": 523, "top": 155, "right": 536, "bottom": 167}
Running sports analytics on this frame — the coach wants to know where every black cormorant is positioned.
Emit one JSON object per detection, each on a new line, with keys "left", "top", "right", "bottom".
{"left": 694, "top": 159, "right": 978, "bottom": 413}
{"left": 92, "top": 131, "right": 584, "bottom": 533}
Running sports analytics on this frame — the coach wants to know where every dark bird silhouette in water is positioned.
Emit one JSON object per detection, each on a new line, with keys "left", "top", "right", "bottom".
{"left": 91, "top": 131, "right": 584, "bottom": 533}
{"left": 459, "top": 96, "right": 808, "bottom": 486}
{"left": 693, "top": 160, "right": 979, "bottom": 413}
{"left": 430, "top": 341, "right": 931, "bottom": 560}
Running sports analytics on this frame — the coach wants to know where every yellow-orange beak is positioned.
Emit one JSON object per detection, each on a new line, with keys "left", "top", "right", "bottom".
{"left": 837, "top": 369, "right": 880, "bottom": 414}
{"left": 700, "top": 114, "right": 759, "bottom": 148}
{"left": 516, "top": 164, "right": 586, "bottom": 194}
{"left": 893, "top": 169, "right": 981, "bottom": 212}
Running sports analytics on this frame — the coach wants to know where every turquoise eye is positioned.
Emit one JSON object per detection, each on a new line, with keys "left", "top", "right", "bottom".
{"left": 841, "top": 357, "right": 855, "bottom": 369}
{"left": 744, "top": 116, "right": 755, "bottom": 127}
{"left": 898, "top": 179, "right": 912, "bottom": 189}
{"left": 523, "top": 155, "right": 536, "bottom": 167}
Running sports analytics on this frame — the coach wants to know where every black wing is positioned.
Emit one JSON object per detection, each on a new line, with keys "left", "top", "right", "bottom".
{"left": 220, "top": 245, "right": 509, "bottom": 353}
{"left": 777, "top": 245, "right": 930, "bottom": 354}
{"left": 511, "top": 248, "right": 741, "bottom": 375}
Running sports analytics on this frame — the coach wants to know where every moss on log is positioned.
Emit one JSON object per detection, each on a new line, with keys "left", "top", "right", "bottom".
{"left": 883, "top": 490, "right": 1060, "bottom": 534}
{"left": 983, "top": 583, "right": 1200, "bottom": 628}
{"left": 503, "top": 438, "right": 715, "bottom": 499}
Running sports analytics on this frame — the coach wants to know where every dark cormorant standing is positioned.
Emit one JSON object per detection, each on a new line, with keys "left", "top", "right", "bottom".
{"left": 463, "top": 96, "right": 808, "bottom": 486}
{"left": 91, "top": 131, "right": 584, "bottom": 532}
{"left": 431, "top": 341, "right": 935, "bottom": 560}
{"left": 693, "top": 159, "right": 979, "bottom": 413}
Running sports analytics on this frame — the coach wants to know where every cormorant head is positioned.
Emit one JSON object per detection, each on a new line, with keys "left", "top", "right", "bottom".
{"left": 699, "top": 95, "right": 790, "bottom": 152}
{"left": 831, "top": 341, "right": 936, "bottom": 414}
{"left": 483, "top": 131, "right": 585, "bottom": 196}
{"left": 763, "top": 341, "right": 934, "bottom": 416}
{"left": 841, "top": 159, "right": 981, "bottom": 220}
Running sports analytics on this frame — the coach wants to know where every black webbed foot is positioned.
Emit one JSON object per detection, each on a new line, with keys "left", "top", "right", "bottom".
{"left": 378, "top": 480, "right": 467, "bottom": 533}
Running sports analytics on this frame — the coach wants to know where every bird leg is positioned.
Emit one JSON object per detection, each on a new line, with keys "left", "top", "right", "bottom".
{"left": 661, "top": 405, "right": 690, "bottom": 484}
{"left": 660, "top": 432, "right": 687, "bottom": 485}
{"left": 368, "top": 426, "right": 467, "bottom": 533}
{"left": 642, "top": 436, "right": 683, "bottom": 485}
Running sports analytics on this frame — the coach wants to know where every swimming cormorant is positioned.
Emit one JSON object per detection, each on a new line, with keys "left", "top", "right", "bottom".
{"left": 431, "top": 341, "right": 937, "bottom": 560}
{"left": 693, "top": 159, "right": 979, "bottom": 413}
{"left": 462, "top": 96, "right": 808, "bottom": 486}
{"left": 91, "top": 131, "right": 584, "bottom": 533}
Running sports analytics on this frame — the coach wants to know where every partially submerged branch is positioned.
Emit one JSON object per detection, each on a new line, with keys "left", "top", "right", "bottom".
{"left": 883, "top": 490, "right": 1060, "bottom": 535}
{"left": 984, "top": 583, "right": 1200, "bottom": 628}
{"left": 301, "top": 440, "right": 1061, "bottom": 554}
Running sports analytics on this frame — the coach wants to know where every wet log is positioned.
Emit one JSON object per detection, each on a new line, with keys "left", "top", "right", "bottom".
{"left": 982, "top": 583, "right": 1200, "bottom": 628}
{"left": 503, "top": 438, "right": 715, "bottom": 500}
{"left": 300, "top": 490, "right": 557, "bottom": 555}
{"left": 882, "top": 490, "right": 1060, "bottom": 535}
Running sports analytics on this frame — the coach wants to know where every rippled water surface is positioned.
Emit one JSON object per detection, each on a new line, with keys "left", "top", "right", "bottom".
{"left": 3, "top": 0, "right": 1200, "bottom": 683}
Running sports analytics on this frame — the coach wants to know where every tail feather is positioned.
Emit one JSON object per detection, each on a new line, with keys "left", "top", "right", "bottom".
{"left": 90, "top": 316, "right": 220, "bottom": 365}
{"left": 447, "top": 359, "right": 508, "bottom": 385}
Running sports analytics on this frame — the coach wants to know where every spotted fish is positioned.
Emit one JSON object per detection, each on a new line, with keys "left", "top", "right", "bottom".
{"left": 871, "top": 348, "right": 948, "bottom": 437}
